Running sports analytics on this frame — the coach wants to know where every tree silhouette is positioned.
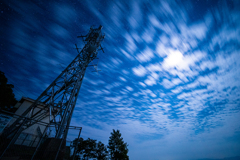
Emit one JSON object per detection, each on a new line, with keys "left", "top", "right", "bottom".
{"left": 0, "top": 71, "right": 17, "bottom": 113}
{"left": 73, "top": 137, "right": 108, "bottom": 160}
{"left": 73, "top": 137, "right": 85, "bottom": 159}
{"left": 83, "top": 138, "right": 97, "bottom": 159}
{"left": 96, "top": 141, "right": 108, "bottom": 160}
{"left": 108, "top": 129, "right": 129, "bottom": 160}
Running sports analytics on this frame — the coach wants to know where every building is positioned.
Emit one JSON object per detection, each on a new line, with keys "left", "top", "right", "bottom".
{"left": 2, "top": 97, "right": 50, "bottom": 147}
{"left": 0, "top": 97, "right": 79, "bottom": 159}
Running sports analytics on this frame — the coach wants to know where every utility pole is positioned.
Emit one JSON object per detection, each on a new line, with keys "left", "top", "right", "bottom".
{"left": 1, "top": 25, "right": 105, "bottom": 156}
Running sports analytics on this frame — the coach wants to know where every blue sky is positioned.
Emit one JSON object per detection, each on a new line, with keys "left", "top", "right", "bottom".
{"left": 1, "top": 0, "right": 240, "bottom": 159}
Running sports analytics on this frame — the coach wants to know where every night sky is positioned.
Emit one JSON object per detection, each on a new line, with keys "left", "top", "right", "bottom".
{"left": 1, "top": 0, "right": 240, "bottom": 160}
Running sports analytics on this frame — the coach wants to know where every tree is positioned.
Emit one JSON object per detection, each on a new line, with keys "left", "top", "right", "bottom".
{"left": 73, "top": 137, "right": 85, "bottom": 159}
{"left": 73, "top": 138, "right": 108, "bottom": 160}
{"left": 83, "top": 138, "right": 97, "bottom": 159}
{"left": 0, "top": 71, "right": 17, "bottom": 112}
{"left": 73, "top": 138, "right": 96, "bottom": 160}
{"left": 96, "top": 141, "right": 108, "bottom": 160}
{"left": 108, "top": 129, "right": 129, "bottom": 160}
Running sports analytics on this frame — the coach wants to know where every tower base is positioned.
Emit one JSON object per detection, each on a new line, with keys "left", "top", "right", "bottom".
{"left": 35, "top": 138, "right": 66, "bottom": 160}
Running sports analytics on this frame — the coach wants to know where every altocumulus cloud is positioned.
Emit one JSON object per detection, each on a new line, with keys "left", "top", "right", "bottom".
{"left": 1, "top": 0, "right": 240, "bottom": 160}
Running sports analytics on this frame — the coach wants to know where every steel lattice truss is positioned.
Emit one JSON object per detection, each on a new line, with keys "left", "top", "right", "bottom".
{"left": 3, "top": 25, "right": 105, "bottom": 140}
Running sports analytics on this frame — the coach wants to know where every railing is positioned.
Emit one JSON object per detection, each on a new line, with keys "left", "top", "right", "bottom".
{"left": 15, "top": 132, "right": 40, "bottom": 147}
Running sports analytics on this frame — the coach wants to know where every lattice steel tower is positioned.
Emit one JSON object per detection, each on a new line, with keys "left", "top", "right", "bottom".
{"left": 2, "top": 25, "right": 105, "bottom": 142}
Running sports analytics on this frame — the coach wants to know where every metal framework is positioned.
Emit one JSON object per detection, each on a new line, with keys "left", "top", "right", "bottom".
{"left": 2, "top": 25, "right": 104, "bottom": 142}
{"left": 0, "top": 110, "right": 82, "bottom": 159}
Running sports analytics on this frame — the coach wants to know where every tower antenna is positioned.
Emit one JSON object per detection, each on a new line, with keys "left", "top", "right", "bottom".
{"left": 1, "top": 25, "right": 105, "bottom": 157}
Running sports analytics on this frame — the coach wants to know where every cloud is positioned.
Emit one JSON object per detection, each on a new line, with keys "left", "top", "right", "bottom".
{"left": 120, "top": 49, "right": 134, "bottom": 60}
{"left": 126, "top": 86, "right": 133, "bottom": 91}
{"left": 162, "top": 49, "right": 184, "bottom": 69}
{"left": 104, "top": 96, "right": 123, "bottom": 102}
{"left": 162, "top": 50, "right": 206, "bottom": 71}
{"left": 148, "top": 14, "right": 162, "bottom": 28}
{"left": 180, "top": 22, "right": 208, "bottom": 40}
{"left": 132, "top": 65, "right": 147, "bottom": 77}
{"left": 156, "top": 41, "right": 172, "bottom": 57}
{"left": 171, "top": 87, "right": 183, "bottom": 94}
{"left": 128, "top": 1, "right": 142, "bottom": 29}
{"left": 109, "top": 1, "right": 123, "bottom": 28}
{"left": 144, "top": 72, "right": 160, "bottom": 86}
{"left": 136, "top": 47, "right": 154, "bottom": 63}
{"left": 141, "top": 26, "right": 156, "bottom": 43}
{"left": 139, "top": 82, "right": 146, "bottom": 87}
{"left": 141, "top": 89, "right": 157, "bottom": 98}
{"left": 131, "top": 31, "right": 141, "bottom": 43}
{"left": 53, "top": 3, "right": 76, "bottom": 24}
{"left": 119, "top": 76, "right": 127, "bottom": 82}
{"left": 144, "top": 76, "right": 157, "bottom": 86}
{"left": 146, "top": 63, "right": 162, "bottom": 72}
{"left": 111, "top": 57, "right": 122, "bottom": 66}
{"left": 125, "top": 33, "right": 137, "bottom": 54}
{"left": 162, "top": 78, "right": 182, "bottom": 89}
{"left": 50, "top": 24, "right": 69, "bottom": 38}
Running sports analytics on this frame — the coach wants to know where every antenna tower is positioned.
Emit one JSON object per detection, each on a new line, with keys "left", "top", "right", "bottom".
{"left": 1, "top": 25, "right": 105, "bottom": 144}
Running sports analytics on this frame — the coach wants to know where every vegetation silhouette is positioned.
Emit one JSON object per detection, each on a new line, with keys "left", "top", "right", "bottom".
{"left": 73, "top": 137, "right": 108, "bottom": 160}
{"left": 73, "top": 129, "right": 128, "bottom": 160}
{"left": 108, "top": 129, "right": 129, "bottom": 160}
{"left": 0, "top": 71, "right": 17, "bottom": 113}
